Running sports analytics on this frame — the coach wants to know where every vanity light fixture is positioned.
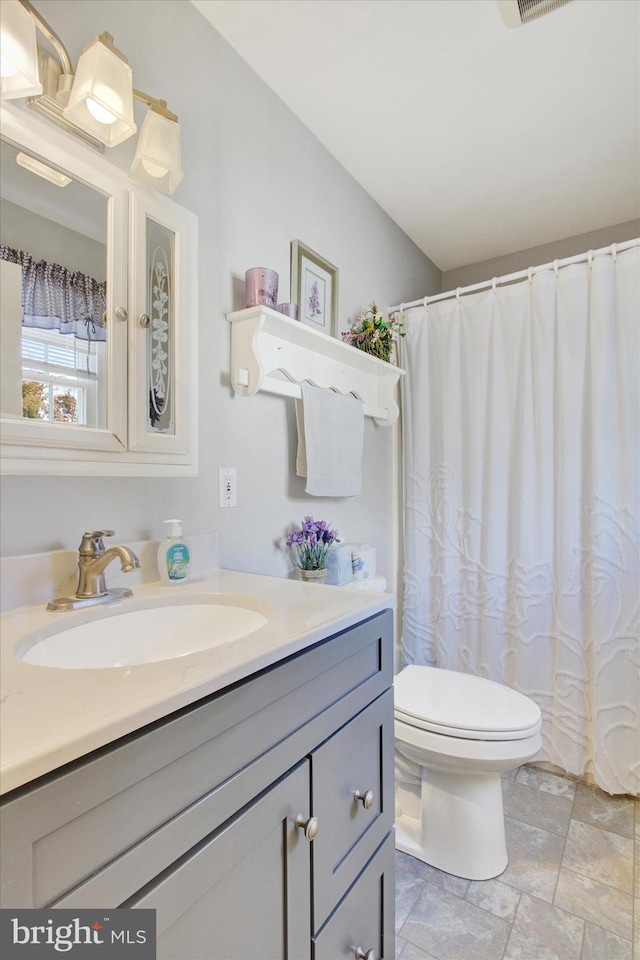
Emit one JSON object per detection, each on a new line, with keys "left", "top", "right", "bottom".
{"left": 63, "top": 32, "right": 136, "bottom": 147}
{"left": 0, "top": 0, "right": 183, "bottom": 194}
{"left": 130, "top": 96, "right": 183, "bottom": 193}
{"left": 0, "top": 0, "right": 42, "bottom": 99}
{"left": 16, "top": 150, "right": 71, "bottom": 186}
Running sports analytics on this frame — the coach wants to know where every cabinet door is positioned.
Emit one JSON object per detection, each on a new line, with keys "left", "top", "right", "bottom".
{"left": 128, "top": 761, "right": 312, "bottom": 960}
{"left": 313, "top": 832, "right": 395, "bottom": 960}
{"left": 312, "top": 689, "right": 394, "bottom": 928}
{"left": 127, "top": 189, "right": 198, "bottom": 471}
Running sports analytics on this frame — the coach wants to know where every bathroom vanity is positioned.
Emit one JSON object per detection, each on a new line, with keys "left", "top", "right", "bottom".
{"left": 0, "top": 572, "right": 395, "bottom": 959}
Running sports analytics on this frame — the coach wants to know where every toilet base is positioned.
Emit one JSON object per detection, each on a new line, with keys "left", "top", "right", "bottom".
{"left": 395, "top": 767, "right": 509, "bottom": 881}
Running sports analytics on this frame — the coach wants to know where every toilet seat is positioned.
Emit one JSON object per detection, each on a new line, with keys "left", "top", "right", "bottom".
{"left": 394, "top": 665, "right": 541, "bottom": 741}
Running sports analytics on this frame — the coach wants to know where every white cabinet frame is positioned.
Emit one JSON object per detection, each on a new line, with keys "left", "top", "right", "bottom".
{"left": 0, "top": 104, "right": 198, "bottom": 476}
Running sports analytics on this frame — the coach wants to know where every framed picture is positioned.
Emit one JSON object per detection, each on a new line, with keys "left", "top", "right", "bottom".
{"left": 291, "top": 240, "right": 339, "bottom": 336}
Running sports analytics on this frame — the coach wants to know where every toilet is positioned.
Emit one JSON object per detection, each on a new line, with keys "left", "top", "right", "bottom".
{"left": 394, "top": 665, "right": 542, "bottom": 881}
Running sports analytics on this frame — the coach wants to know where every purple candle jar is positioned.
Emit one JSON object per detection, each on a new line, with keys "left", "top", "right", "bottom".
{"left": 277, "top": 303, "right": 299, "bottom": 321}
{"left": 245, "top": 268, "right": 279, "bottom": 309}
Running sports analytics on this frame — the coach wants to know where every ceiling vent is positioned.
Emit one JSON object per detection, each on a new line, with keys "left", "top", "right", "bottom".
{"left": 496, "top": 0, "right": 572, "bottom": 28}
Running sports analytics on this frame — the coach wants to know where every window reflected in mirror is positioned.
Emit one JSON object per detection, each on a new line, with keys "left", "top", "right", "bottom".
{"left": 0, "top": 138, "right": 108, "bottom": 429}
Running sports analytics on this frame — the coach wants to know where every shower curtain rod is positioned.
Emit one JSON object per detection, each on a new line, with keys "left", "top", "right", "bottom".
{"left": 390, "top": 237, "right": 640, "bottom": 313}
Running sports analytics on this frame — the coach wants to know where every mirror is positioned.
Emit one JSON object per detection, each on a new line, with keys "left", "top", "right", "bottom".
{"left": 0, "top": 137, "right": 108, "bottom": 429}
{"left": 1, "top": 102, "right": 198, "bottom": 477}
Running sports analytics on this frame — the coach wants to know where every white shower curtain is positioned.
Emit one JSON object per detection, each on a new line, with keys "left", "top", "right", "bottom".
{"left": 401, "top": 244, "right": 639, "bottom": 796}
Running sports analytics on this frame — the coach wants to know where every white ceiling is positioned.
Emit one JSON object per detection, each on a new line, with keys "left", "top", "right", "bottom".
{"left": 191, "top": 0, "right": 640, "bottom": 272}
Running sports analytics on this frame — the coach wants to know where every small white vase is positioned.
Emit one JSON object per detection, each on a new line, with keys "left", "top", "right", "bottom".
{"left": 299, "top": 568, "right": 327, "bottom": 584}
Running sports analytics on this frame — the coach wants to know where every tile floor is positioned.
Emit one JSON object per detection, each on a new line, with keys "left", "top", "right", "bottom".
{"left": 395, "top": 765, "right": 639, "bottom": 960}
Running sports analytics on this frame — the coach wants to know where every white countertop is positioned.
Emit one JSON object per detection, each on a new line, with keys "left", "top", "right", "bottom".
{"left": 0, "top": 569, "right": 392, "bottom": 796}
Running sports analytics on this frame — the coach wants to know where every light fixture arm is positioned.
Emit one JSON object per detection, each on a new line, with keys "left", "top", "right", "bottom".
{"left": 18, "top": 0, "right": 73, "bottom": 77}
{"left": 133, "top": 89, "right": 178, "bottom": 123}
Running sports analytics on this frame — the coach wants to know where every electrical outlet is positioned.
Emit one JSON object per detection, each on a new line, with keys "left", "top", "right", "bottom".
{"left": 219, "top": 467, "right": 237, "bottom": 508}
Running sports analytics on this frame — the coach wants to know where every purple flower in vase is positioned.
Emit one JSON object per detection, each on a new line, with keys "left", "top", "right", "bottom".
{"left": 286, "top": 516, "right": 340, "bottom": 570}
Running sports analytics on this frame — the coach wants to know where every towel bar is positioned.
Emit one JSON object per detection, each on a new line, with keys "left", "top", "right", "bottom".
{"left": 258, "top": 374, "right": 389, "bottom": 422}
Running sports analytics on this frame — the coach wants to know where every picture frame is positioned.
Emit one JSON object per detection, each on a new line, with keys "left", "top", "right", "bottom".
{"left": 291, "top": 240, "right": 339, "bottom": 336}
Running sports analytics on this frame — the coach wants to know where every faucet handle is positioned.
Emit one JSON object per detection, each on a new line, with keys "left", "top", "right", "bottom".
{"left": 79, "top": 530, "right": 115, "bottom": 557}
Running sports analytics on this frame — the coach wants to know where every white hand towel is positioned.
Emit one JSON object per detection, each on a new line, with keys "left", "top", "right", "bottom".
{"left": 296, "top": 384, "right": 364, "bottom": 497}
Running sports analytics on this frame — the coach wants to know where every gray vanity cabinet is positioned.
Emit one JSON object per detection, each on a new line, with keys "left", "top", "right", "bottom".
{"left": 0, "top": 609, "right": 395, "bottom": 960}
{"left": 130, "top": 761, "right": 312, "bottom": 960}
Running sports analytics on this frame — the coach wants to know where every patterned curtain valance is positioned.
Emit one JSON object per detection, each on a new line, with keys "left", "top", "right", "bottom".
{"left": 0, "top": 246, "right": 107, "bottom": 342}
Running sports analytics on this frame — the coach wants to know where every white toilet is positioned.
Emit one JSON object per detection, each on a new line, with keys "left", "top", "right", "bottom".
{"left": 394, "top": 665, "right": 542, "bottom": 881}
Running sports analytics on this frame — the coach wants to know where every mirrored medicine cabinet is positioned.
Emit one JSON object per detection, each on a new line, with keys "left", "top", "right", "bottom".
{"left": 0, "top": 103, "right": 198, "bottom": 476}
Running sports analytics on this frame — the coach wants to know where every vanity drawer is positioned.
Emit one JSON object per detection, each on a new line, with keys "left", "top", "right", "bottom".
{"left": 313, "top": 831, "right": 395, "bottom": 960}
{"left": 311, "top": 688, "right": 394, "bottom": 930}
{"left": 1, "top": 611, "right": 392, "bottom": 909}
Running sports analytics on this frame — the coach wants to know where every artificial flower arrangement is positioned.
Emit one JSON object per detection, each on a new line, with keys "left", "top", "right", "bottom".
{"left": 341, "top": 301, "right": 405, "bottom": 363}
{"left": 286, "top": 516, "right": 340, "bottom": 571}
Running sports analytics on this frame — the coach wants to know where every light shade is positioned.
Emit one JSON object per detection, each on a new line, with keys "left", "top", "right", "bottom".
{"left": 0, "top": 0, "right": 43, "bottom": 99}
{"left": 130, "top": 109, "right": 183, "bottom": 195}
{"left": 63, "top": 35, "right": 136, "bottom": 146}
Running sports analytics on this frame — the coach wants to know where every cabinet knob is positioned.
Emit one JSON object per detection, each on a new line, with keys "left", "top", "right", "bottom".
{"left": 115, "top": 306, "right": 128, "bottom": 322}
{"left": 354, "top": 789, "right": 375, "bottom": 810}
{"left": 294, "top": 814, "right": 319, "bottom": 841}
{"left": 355, "top": 948, "right": 376, "bottom": 960}
{"left": 138, "top": 313, "right": 151, "bottom": 328}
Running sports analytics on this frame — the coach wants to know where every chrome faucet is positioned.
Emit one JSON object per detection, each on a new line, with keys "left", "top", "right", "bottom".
{"left": 48, "top": 530, "right": 140, "bottom": 611}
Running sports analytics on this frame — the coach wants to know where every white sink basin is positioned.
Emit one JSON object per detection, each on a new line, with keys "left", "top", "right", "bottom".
{"left": 20, "top": 601, "right": 269, "bottom": 669}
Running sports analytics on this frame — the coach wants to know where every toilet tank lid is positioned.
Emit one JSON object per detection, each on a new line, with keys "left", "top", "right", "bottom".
{"left": 394, "top": 665, "right": 541, "bottom": 735}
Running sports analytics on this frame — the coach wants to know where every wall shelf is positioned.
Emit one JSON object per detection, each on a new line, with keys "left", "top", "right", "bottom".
{"left": 227, "top": 306, "right": 405, "bottom": 425}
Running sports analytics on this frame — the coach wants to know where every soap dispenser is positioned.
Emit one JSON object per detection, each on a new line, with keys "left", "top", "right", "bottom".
{"left": 157, "top": 519, "right": 191, "bottom": 585}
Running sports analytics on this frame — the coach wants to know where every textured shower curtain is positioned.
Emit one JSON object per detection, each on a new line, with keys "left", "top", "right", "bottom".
{"left": 401, "top": 245, "right": 639, "bottom": 796}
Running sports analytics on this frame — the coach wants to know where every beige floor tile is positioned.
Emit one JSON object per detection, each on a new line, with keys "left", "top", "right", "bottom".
{"left": 400, "top": 853, "right": 470, "bottom": 898}
{"left": 563, "top": 819, "right": 634, "bottom": 894}
{"left": 396, "top": 852, "right": 429, "bottom": 932}
{"left": 581, "top": 922, "right": 632, "bottom": 960}
{"left": 503, "top": 778, "right": 573, "bottom": 836}
{"left": 503, "top": 892, "right": 584, "bottom": 960}
{"left": 572, "top": 782, "right": 636, "bottom": 838}
{"left": 399, "top": 939, "right": 441, "bottom": 960}
{"left": 465, "top": 878, "right": 521, "bottom": 922}
{"left": 554, "top": 868, "right": 634, "bottom": 940}
{"left": 516, "top": 765, "right": 577, "bottom": 799}
{"left": 500, "top": 817, "right": 566, "bottom": 903}
{"left": 401, "top": 882, "right": 510, "bottom": 960}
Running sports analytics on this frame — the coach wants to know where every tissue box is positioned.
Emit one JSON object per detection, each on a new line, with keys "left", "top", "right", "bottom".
{"left": 324, "top": 543, "right": 354, "bottom": 586}
{"left": 351, "top": 544, "right": 376, "bottom": 581}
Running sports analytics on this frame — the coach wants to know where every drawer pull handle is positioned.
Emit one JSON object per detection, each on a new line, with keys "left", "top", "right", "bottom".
{"left": 115, "top": 306, "right": 128, "bottom": 322}
{"left": 139, "top": 313, "right": 151, "bottom": 328}
{"left": 294, "top": 814, "right": 319, "bottom": 841}
{"left": 355, "top": 948, "right": 376, "bottom": 960}
{"left": 354, "top": 789, "right": 375, "bottom": 810}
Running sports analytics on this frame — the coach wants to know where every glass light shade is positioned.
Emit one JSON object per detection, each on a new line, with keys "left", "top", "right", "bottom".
{"left": 63, "top": 36, "right": 136, "bottom": 146}
{"left": 0, "top": 0, "right": 42, "bottom": 99}
{"left": 130, "top": 109, "right": 183, "bottom": 195}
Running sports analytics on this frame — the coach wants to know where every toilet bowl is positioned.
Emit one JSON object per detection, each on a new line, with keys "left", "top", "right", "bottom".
{"left": 394, "top": 665, "right": 542, "bottom": 881}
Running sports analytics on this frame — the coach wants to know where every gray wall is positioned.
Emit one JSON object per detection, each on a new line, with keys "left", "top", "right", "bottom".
{"left": 442, "top": 219, "right": 640, "bottom": 290}
{"left": 0, "top": 0, "right": 441, "bottom": 582}
{"left": 0, "top": 199, "right": 107, "bottom": 281}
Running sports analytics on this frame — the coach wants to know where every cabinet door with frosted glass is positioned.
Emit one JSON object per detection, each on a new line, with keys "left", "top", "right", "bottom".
{"left": 128, "top": 190, "right": 198, "bottom": 471}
